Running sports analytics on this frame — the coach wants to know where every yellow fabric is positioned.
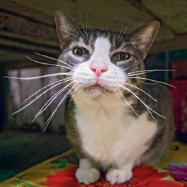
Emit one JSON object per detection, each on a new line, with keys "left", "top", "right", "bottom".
{"left": 154, "top": 142, "right": 187, "bottom": 169}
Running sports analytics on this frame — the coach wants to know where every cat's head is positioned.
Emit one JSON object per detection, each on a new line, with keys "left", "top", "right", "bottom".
{"left": 54, "top": 10, "right": 160, "bottom": 101}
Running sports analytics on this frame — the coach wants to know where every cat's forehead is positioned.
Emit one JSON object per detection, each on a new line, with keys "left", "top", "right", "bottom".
{"left": 68, "top": 30, "right": 131, "bottom": 51}
{"left": 92, "top": 37, "right": 111, "bottom": 57}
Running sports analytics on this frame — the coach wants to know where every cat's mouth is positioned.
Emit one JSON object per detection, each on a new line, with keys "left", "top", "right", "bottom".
{"left": 84, "top": 84, "right": 110, "bottom": 99}
{"left": 92, "top": 83, "right": 104, "bottom": 88}
{"left": 86, "top": 83, "right": 110, "bottom": 91}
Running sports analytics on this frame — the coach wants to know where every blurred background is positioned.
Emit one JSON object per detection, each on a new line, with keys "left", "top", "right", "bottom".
{"left": 0, "top": 0, "right": 187, "bottom": 182}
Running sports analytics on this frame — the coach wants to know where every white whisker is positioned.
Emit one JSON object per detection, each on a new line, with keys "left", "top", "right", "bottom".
{"left": 43, "top": 84, "right": 76, "bottom": 131}
{"left": 123, "top": 82, "right": 157, "bottom": 101}
{"left": 65, "top": 6, "right": 86, "bottom": 39}
{"left": 4, "top": 72, "right": 72, "bottom": 80}
{"left": 35, "top": 52, "right": 74, "bottom": 68}
{"left": 79, "top": 6, "right": 86, "bottom": 39}
{"left": 118, "top": 23, "right": 123, "bottom": 41}
{"left": 61, "top": 28, "right": 79, "bottom": 39}
{"left": 128, "top": 69, "right": 174, "bottom": 76}
{"left": 128, "top": 76, "right": 176, "bottom": 88}
{"left": 65, "top": 58, "right": 78, "bottom": 66}
{"left": 12, "top": 80, "right": 68, "bottom": 115}
{"left": 33, "top": 82, "right": 73, "bottom": 123}
{"left": 22, "top": 78, "right": 72, "bottom": 105}
{"left": 85, "top": 10, "right": 89, "bottom": 38}
{"left": 39, "top": 82, "right": 73, "bottom": 114}
{"left": 119, "top": 20, "right": 130, "bottom": 41}
{"left": 124, "top": 65, "right": 135, "bottom": 72}
{"left": 26, "top": 56, "right": 73, "bottom": 70}
{"left": 122, "top": 86, "right": 166, "bottom": 121}
{"left": 68, "top": 83, "right": 82, "bottom": 111}
{"left": 114, "top": 89, "right": 139, "bottom": 117}
{"left": 56, "top": 26, "right": 80, "bottom": 39}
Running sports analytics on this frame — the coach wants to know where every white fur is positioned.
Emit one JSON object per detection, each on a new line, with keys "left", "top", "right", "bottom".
{"left": 73, "top": 37, "right": 125, "bottom": 89}
{"left": 75, "top": 158, "right": 101, "bottom": 184}
{"left": 74, "top": 92, "right": 157, "bottom": 165}
{"left": 74, "top": 91, "right": 157, "bottom": 183}
{"left": 72, "top": 37, "right": 157, "bottom": 184}
{"left": 106, "top": 168, "right": 132, "bottom": 184}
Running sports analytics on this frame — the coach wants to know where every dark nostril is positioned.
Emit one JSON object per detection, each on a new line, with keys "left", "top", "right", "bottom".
{"left": 101, "top": 68, "right": 107, "bottom": 73}
{"left": 91, "top": 67, "right": 96, "bottom": 72}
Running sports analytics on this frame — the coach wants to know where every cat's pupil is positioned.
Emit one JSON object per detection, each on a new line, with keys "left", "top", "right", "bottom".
{"left": 73, "top": 47, "right": 87, "bottom": 57}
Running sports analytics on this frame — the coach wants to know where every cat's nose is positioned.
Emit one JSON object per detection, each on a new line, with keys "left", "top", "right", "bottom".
{"left": 90, "top": 62, "right": 108, "bottom": 77}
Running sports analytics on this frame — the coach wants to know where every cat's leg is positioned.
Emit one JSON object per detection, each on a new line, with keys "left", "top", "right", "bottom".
{"left": 75, "top": 158, "right": 101, "bottom": 184}
{"left": 106, "top": 162, "right": 133, "bottom": 184}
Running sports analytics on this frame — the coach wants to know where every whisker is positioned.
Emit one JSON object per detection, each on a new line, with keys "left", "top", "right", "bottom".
{"left": 123, "top": 65, "right": 135, "bottom": 72}
{"left": 113, "top": 88, "right": 120, "bottom": 99}
{"left": 144, "top": 82, "right": 158, "bottom": 85}
{"left": 119, "top": 19, "right": 130, "bottom": 41}
{"left": 33, "top": 82, "right": 73, "bottom": 123}
{"left": 65, "top": 58, "right": 78, "bottom": 66}
{"left": 43, "top": 84, "right": 76, "bottom": 131}
{"left": 123, "top": 86, "right": 156, "bottom": 121}
{"left": 79, "top": 6, "right": 86, "bottom": 39}
{"left": 22, "top": 78, "right": 72, "bottom": 105}
{"left": 35, "top": 52, "right": 74, "bottom": 68}
{"left": 62, "top": 28, "right": 79, "bottom": 39}
{"left": 61, "top": 28, "right": 79, "bottom": 39}
{"left": 118, "top": 23, "right": 123, "bottom": 41}
{"left": 123, "top": 82, "right": 157, "bottom": 101}
{"left": 68, "top": 83, "right": 82, "bottom": 111}
{"left": 4, "top": 72, "right": 72, "bottom": 80}
{"left": 12, "top": 80, "right": 69, "bottom": 115}
{"left": 26, "top": 56, "right": 73, "bottom": 70}
{"left": 127, "top": 69, "right": 174, "bottom": 76}
{"left": 117, "top": 89, "right": 139, "bottom": 116}
{"left": 128, "top": 76, "right": 176, "bottom": 88}
{"left": 114, "top": 88, "right": 139, "bottom": 117}
{"left": 39, "top": 82, "right": 73, "bottom": 114}
{"left": 85, "top": 10, "right": 90, "bottom": 38}
{"left": 122, "top": 86, "right": 166, "bottom": 121}
{"left": 65, "top": 6, "right": 85, "bottom": 39}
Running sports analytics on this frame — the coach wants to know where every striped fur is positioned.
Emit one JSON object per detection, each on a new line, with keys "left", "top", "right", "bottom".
{"left": 55, "top": 10, "right": 174, "bottom": 185}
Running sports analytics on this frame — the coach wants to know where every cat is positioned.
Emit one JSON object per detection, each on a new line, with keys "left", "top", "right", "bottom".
{"left": 54, "top": 10, "right": 174, "bottom": 185}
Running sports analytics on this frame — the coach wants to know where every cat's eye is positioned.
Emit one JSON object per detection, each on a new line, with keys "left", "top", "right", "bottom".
{"left": 73, "top": 47, "right": 88, "bottom": 57}
{"left": 114, "top": 53, "right": 130, "bottom": 61}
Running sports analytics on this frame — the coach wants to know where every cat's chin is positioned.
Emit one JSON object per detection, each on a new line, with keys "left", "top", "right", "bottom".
{"left": 85, "top": 85, "right": 109, "bottom": 100}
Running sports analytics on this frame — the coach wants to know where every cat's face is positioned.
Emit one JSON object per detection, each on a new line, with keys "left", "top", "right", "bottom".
{"left": 55, "top": 11, "right": 160, "bottom": 101}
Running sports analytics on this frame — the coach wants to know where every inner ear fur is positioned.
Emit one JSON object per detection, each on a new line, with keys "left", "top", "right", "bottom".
{"left": 54, "top": 10, "right": 79, "bottom": 49}
{"left": 130, "top": 21, "right": 160, "bottom": 60}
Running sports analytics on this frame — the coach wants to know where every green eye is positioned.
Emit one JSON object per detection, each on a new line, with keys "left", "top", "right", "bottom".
{"left": 73, "top": 47, "right": 88, "bottom": 57}
{"left": 115, "top": 53, "right": 130, "bottom": 61}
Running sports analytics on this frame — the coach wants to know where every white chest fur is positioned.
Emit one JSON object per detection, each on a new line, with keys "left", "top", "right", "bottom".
{"left": 74, "top": 92, "right": 157, "bottom": 168}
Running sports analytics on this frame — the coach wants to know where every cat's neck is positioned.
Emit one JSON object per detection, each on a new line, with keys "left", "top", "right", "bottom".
{"left": 73, "top": 89, "right": 130, "bottom": 117}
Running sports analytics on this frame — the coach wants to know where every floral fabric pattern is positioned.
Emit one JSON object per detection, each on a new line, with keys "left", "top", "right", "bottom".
{"left": 41, "top": 165, "right": 183, "bottom": 187}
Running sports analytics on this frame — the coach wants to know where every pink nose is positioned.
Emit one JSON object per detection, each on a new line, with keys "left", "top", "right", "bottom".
{"left": 90, "top": 62, "right": 108, "bottom": 78}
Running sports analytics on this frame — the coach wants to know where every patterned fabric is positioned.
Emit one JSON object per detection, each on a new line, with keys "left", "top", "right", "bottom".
{"left": 1, "top": 142, "right": 187, "bottom": 187}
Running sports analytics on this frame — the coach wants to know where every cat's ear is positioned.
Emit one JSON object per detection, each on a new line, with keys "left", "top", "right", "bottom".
{"left": 130, "top": 21, "right": 160, "bottom": 59}
{"left": 54, "top": 10, "right": 78, "bottom": 49}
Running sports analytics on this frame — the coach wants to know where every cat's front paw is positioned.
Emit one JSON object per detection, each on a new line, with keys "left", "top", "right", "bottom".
{"left": 75, "top": 167, "right": 101, "bottom": 184}
{"left": 106, "top": 168, "right": 132, "bottom": 184}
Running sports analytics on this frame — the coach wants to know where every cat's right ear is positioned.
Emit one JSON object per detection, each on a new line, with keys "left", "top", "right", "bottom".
{"left": 54, "top": 10, "right": 78, "bottom": 49}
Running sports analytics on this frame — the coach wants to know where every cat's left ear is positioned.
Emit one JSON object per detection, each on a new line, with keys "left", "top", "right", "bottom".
{"left": 54, "top": 10, "right": 78, "bottom": 49}
{"left": 130, "top": 21, "right": 160, "bottom": 59}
